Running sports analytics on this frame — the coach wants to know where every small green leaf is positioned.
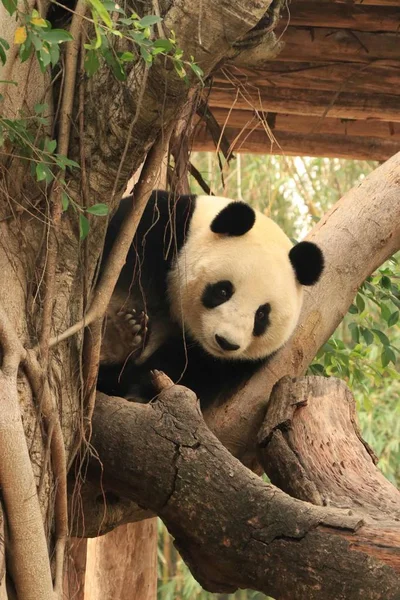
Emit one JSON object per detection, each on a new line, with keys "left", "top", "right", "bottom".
{"left": 361, "top": 327, "right": 374, "bottom": 346}
{"left": 102, "top": 47, "right": 126, "bottom": 80}
{"left": 84, "top": 49, "right": 100, "bottom": 76}
{"left": 139, "top": 15, "right": 162, "bottom": 27}
{"left": 49, "top": 42, "right": 60, "bottom": 66}
{"left": 34, "top": 102, "right": 48, "bottom": 114}
{"left": 140, "top": 45, "right": 152, "bottom": 63}
{"left": 103, "top": 0, "right": 125, "bottom": 13}
{"left": 190, "top": 62, "right": 204, "bottom": 79}
{"left": 119, "top": 51, "right": 135, "bottom": 62}
{"left": 0, "top": 45, "right": 6, "bottom": 66}
{"left": 388, "top": 310, "right": 399, "bottom": 327}
{"left": 2, "top": 0, "right": 18, "bottom": 16}
{"left": 79, "top": 213, "right": 90, "bottom": 240}
{"left": 88, "top": 0, "right": 113, "bottom": 27}
{"left": 153, "top": 38, "right": 173, "bottom": 52}
{"left": 45, "top": 138, "right": 57, "bottom": 153}
{"left": 372, "top": 328, "right": 390, "bottom": 346}
{"left": 355, "top": 293, "right": 365, "bottom": 313}
{"left": 41, "top": 29, "right": 74, "bottom": 43}
{"left": 61, "top": 191, "right": 70, "bottom": 212}
{"left": 380, "top": 302, "right": 391, "bottom": 323}
{"left": 381, "top": 346, "right": 396, "bottom": 368}
{"left": 0, "top": 37, "right": 10, "bottom": 50}
{"left": 348, "top": 304, "right": 358, "bottom": 315}
{"left": 86, "top": 203, "right": 109, "bottom": 216}
{"left": 380, "top": 275, "right": 391, "bottom": 289}
{"left": 36, "top": 162, "right": 53, "bottom": 182}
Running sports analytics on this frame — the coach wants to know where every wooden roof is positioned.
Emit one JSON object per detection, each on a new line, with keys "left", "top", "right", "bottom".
{"left": 194, "top": 0, "right": 400, "bottom": 161}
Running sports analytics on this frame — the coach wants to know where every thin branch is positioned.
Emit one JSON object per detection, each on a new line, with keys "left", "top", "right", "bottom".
{"left": 46, "top": 128, "right": 172, "bottom": 351}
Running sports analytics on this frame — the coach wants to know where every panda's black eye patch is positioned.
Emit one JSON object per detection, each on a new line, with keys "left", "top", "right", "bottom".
{"left": 202, "top": 281, "right": 234, "bottom": 309}
{"left": 253, "top": 303, "right": 271, "bottom": 336}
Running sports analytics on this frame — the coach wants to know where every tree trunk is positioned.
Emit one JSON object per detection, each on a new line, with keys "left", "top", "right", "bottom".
{"left": 85, "top": 520, "right": 158, "bottom": 600}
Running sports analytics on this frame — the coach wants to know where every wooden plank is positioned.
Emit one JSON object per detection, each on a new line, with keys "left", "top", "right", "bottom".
{"left": 207, "top": 85, "right": 400, "bottom": 121}
{"left": 274, "top": 27, "right": 400, "bottom": 63}
{"left": 216, "top": 63, "right": 400, "bottom": 97}
{"left": 193, "top": 125, "right": 399, "bottom": 161}
{"left": 203, "top": 108, "right": 400, "bottom": 140}
{"left": 286, "top": 2, "right": 400, "bottom": 31}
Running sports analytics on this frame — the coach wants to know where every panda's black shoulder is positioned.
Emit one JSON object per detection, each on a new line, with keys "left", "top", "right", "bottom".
{"left": 104, "top": 190, "right": 198, "bottom": 261}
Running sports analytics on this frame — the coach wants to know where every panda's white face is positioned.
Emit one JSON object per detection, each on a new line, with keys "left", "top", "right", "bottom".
{"left": 167, "top": 196, "right": 316, "bottom": 362}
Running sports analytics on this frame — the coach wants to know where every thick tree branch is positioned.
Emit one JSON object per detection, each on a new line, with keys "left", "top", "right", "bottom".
{"left": 205, "top": 151, "right": 400, "bottom": 469}
{"left": 259, "top": 377, "right": 400, "bottom": 520}
{"left": 82, "top": 380, "right": 400, "bottom": 600}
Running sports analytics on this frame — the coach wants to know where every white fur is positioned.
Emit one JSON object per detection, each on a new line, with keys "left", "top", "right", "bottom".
{"left": 167, "top": 196, "right": 303, "bottom": 362}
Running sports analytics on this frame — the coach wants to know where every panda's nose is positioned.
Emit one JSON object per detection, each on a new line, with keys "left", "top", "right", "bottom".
{"left": 215, "top": 334, "right": 240, "bottom": 352}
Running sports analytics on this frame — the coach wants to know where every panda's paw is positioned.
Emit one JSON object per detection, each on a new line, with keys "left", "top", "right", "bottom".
{"left": 117, "top": 308, "right": 148, "bottom": 351}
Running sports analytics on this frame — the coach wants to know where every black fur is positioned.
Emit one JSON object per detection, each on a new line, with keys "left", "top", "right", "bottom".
{"left": 210, "top": 201, "right": 255, "bottom": 236}
{"left": 289, "top": 241, "right": 324, "bottom": 286}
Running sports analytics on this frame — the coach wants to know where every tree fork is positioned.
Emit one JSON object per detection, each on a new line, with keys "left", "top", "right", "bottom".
{"left": 82, "top": 376, "right": 400, "bottom": 600}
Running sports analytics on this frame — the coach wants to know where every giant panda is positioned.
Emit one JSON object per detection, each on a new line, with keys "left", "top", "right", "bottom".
{"left": 97, "top": 190, "right": 324, "bottom": 408}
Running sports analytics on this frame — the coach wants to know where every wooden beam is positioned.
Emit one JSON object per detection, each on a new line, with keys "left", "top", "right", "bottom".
{"left": 217, "top": 63, "right": 400, "bottom": 97}
{"left": 294, "top": 0, "right": 400, "bottom": 6}
{"left": 202, "top": 108, "right": 400, "bottom": 141}
{"left": 192, "top": 125, "right": 399, "bottom": 161}
{"left": 286, "top": 2, "right": 400, "bottom": 32}
{"left": 274, "top": 27, "right": 400, "bottom": 64}
{"left": 207, "top": 85, "right": 400, "bottom": 122}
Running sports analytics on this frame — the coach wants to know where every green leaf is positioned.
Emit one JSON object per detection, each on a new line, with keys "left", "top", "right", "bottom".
{"left": 61, "top": 191, "right": 70, "bottom": 212}
{"left": 88, "top": 0, "right": 113, "bottom": 27}
{"left": 19, "top": 41, "right": 34, "bottom": 63}
{"left": 139, "top": 15, "right": 162, "bottom": 27}
{"left": 2, "top": 0, "right": 17, "bottom": 16}
{"left": 372, "top": 328, "right": 390, "bottom": 346}
{"left": 45, "top": 138, "right": 57, "bottom": 153}
{"left": 348, "top": 304, "right": 358, "bottom": 314}
{"left": 79, "top": 213, "right": 90, "bottom": 240}
{"left": 86, "top": 203, "right": 109, "bottom": 216}
{"left": 0, "top": 37, "right": 10, "bottom": 50}
{"left": 153, "top": 38, "right": 173, "bottom": 52}
{"left": 0, "top": 45, "right": 6, "bottom": 66}
{"left": 190, "top": 62, "right": 204, "bottom": 80}
{"left": 55, "top": 154, "right": 80, "bottom": 169}
{"left": 34, "top": 102, "right": 48, "bottom": 114}
{"left": 35, "top": 162, "right": 53, "bottom": 182}
{"left": 140, "top": 45, "right": 152, "bottom": 63}
{"left": 102, "top": 47, "right": 126, "bottom": 80}
{"left": 355, "top": 293, "right": 365, "bottom": 313}
{"left": 84, "top": 49, "right": 100, "bottom": 76}
{"left": 361, "top": 327, "right": 374, "bottom": 346}
{"left": 40, "top": 29, "right": 74, "bottom": 43}
{"left": 380, "top": 275, "right": 391, "bottom": 289}
{"left": 380, "top": 302, "right": 391, "bottom": 323}
{"left": 388, "top": 310, "right": 399, "bottom": 327}
{"left": 103, "top": 0, "right": 125, "bottom": 13}
{"left": 349, "top": 323, "right": 359, "bottom": 344}
{"left": 381, "top": 346, "right": 396, "bottom": 368}
{"left": 49, "top": 42, "right": 60, "bottom": 66}
{"left": 119, "top": 51, "right": 135, "bottom": 62}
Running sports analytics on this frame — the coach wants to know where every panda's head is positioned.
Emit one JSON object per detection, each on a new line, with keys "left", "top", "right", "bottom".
{"left": 168, "top": 196, "right": 324, "bottom": 362}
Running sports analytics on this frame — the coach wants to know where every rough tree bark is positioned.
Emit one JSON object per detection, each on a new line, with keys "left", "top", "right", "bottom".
{"left": 84, "top": 373, "right": 400, "bottom": 600}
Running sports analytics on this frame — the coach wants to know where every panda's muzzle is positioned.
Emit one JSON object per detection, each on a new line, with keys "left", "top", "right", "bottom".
{"left": 215, "top": 334, "right": 240, "bottom": 352}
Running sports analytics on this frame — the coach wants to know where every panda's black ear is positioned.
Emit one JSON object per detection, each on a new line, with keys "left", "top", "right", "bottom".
{"left": 289, "top": 241, "right": 324, "bottom": 286}
{"left": 211, "top": 202, "right": 255, "bottom": 236}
